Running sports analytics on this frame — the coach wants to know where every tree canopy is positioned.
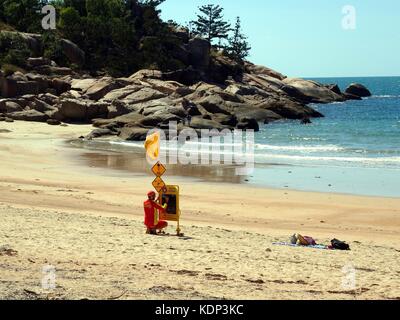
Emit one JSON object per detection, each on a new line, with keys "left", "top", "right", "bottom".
{"left": 192, "top": 4, "right": 231, "bottom": 48}
{"left": 0, "top": 0, "right": 252, "bottom": 77}
{"left": 226, "top": 17, "right": 251, "bottom": 62}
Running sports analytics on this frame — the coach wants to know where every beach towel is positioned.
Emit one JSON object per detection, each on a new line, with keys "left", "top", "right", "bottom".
{"left": 272, "top": 242, "right": 332, "bottom": 250}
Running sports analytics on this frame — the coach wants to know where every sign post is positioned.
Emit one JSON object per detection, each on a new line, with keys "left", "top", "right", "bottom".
{"left": 151, "top": 161, "right": 183, "bottom": 237}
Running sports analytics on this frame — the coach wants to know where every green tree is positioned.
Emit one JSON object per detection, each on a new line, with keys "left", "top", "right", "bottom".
{"left": 58, "top": 6, "right": 84, "bottom": 46}
{"left": 226, "top": 17, "right": 251, "bottom": 62}
{"left": 192, "top": 4, "right": 231, "bottom": 48}
{"left": 63, "top": 0, "right": 87, "bottom": 16}
{"left": 1, "top": 0, "right": 43, "bottom": 33}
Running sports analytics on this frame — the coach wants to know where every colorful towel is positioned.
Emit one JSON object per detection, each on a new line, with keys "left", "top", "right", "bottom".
{"left": 272, "top": 242, "right": 332, "bottom": 250}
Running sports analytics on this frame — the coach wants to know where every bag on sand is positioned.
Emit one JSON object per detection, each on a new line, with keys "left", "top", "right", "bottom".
{"left": 331, "top": 239, "right": 350, "bottom": 250}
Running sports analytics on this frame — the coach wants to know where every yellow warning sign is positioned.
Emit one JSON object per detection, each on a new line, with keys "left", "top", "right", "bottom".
{"left": 152, "top": 177, "right": 166, "bottom": 192}
{"left": 151, "top": 162, "right": 166, "bottom": 177}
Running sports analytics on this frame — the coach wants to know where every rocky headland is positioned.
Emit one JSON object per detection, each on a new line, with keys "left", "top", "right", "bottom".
{"left": 0, "top": 32, "right": 372, "bottom": 142}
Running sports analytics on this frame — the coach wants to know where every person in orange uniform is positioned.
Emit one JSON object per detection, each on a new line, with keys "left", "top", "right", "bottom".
{"left": 144, "top": 191, "right": 168, "bottom": 235}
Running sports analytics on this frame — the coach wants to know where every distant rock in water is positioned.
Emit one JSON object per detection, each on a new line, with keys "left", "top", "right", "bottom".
{"left": 325, "top": 84, "right": 342, "bottom": 95}
{"left": 301, "top": 117, "right": 312, "bottom": 125}
{"left": 345, "top": 83, "right": 372, "bottom": 98}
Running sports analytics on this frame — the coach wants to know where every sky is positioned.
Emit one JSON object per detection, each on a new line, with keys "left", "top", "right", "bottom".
{"left": 160, "top": 0, "right": 400, "bottom": 78}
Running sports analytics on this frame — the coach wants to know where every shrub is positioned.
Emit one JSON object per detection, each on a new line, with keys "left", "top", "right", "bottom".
{"left": 0, "top": 32, "right": 31, "bottom": 68}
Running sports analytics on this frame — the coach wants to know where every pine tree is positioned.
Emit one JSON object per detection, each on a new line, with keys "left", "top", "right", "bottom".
{"left": 192, "top": 4, "right": 231, "bottom": 48}
{"left": 226, "top": 17, "right": 251, "bottom": 62}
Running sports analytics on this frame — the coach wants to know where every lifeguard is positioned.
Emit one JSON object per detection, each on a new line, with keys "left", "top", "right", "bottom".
{"left": 144, "top": 191, "right": 168, "bottom": 235}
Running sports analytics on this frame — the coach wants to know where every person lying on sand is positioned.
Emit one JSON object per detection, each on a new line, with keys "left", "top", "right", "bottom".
{"left": 144, "top": 191, "right": 168, "bottom": 235}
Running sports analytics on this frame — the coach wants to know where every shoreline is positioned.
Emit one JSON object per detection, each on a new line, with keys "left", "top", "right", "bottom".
{"left": 1, "top": 121, "right": 400, "bottom": 300}
{"left": 68, "top": 137, "right": 400, "bottom": 199}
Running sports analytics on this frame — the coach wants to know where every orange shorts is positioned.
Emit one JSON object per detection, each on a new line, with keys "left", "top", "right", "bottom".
{"left": 149, "top": 221, "right": 168, "bottom": 230}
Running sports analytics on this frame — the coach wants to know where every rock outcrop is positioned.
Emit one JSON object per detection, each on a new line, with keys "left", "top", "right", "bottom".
{"left": 0, "top": 37, "right": 372, "bottom": 142}
{"left": 345, "top": 83, "right": 372, "bottom": 98}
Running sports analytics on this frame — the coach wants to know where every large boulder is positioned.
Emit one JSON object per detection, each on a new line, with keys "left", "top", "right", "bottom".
{"left": 59, "top": 99, "right": 87, "bottom": 120}
{"left": 107, "top": 100, "right": 133, "bottom": 119}
{"left": 209, "top": 54, "right": 244, "bottom": 83}
{"left": 86, "top": 101, "right": 108, "bottom": 119}
{"left": 71, "top": 78, "right": 98, "bottom": 92}
{"left": 0, "top": 100, "right": 23, "bottom": 113}
{"left": 258, "top": 97, "right": 324, "bottom": 119}
{"left": 60, "top": 39, "right": 85, "bottom": 66}
{"left": 86, "top": 128, "right": 116, "bottom": 140}
{"left": 128, "top": 69, "right": 163, "bottom": 81}
{"left": 123, "top": 87, "right": 166, "bottom": 105}
{"left": 139, "top": 113, "right": 181, "bottom": 127}
{"left": 325, "top": 84, "right": 342, "bottom": 95}
{"left": 243, "top": 73, "right": 285, "bottom": 93}
{"left": 8, "top": 109, "right": 48, "bottom": 122}
{"left": 50, "top": 78, "right": 71, "bottom": 95}
{"left": 231, "top": 105, "right": 282, "bottom": 123}
{"left": 102, "top": 85, "right": 141, "bottom": 102}
{"left": 27, "top": 57, "right": 51, "bottom": 68}
{"left": 236, "top": 118, "right": 259, "bottom": 132}
{"left": 282, "top": 78, "right": 345, "bottom": 103}
{"left": 197, "top": 95, "right": 230, "bottom": 115}
{"left": 28, "top": 98, "right": 55, "bottom": 113}
{"left": 188, "top": 37, "right": 210, "bottom": 69}
{"left": 25, "top": 73, "right": 49, "bottom": 92}
{"left": 85, "top": 78, "right": 122, "bottom": 101}
{"left": 60, "top": 90, "right": 82, "bottom": 100}
{"left": 93, "top": 111, "right": 144, "bottom": 128}
{"left": 142, "top": 78, "right": 193, "bottom": 96}
{"left": 119, "top": 127, "right": 149, "bottom": 141}
{"left": 345, "top": 83, "right": 372, "bottom": 97}
{"left": 245, "top": 62, "right": 286, "bottom": 80}
{"left": 212, "top": 113, "right": 238, "bottom": 127}
{"left": 189, "top": 117, "right": 225, "bottom": 130}
{"left": 343, "top": 93, "right": 362, "bottom": 101}
{"left": 0, "top": 32, "right": 41, "bottom": 55}
{"left": 0, "top": 76, "right": 17, "bottom": 98}
{"left": 37, "top": 93, "right": 59, "bottom": 105}
{"left": 162, "top": 67, "right": 203, "bottom": 86}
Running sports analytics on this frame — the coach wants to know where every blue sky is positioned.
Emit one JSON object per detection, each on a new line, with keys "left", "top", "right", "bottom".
{"left": 160, "top": 0, "right": 400, "bottom": 78}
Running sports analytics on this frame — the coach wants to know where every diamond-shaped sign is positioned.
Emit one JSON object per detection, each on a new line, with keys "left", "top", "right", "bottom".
{"left": 152, "top": 162, "right": 166, "bottom": 177}
{"left": 152, "top": 177, "right": 166, "bottom": 193}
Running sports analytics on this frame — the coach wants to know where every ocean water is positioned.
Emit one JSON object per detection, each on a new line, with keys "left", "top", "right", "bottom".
{"left": 250, "top": 77, "right": 400, "bottom": 196}
{"left": 255, "top": 77, "right": 400, "bottom": 168}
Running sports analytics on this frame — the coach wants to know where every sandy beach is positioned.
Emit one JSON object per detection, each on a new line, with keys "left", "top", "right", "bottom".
{"left": 0, "top": 121, "right": 399, "bottom": 300}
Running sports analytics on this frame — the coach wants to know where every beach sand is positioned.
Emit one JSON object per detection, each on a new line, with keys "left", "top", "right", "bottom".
{"left": 0, "top": 121, "right": 399, "bottom": 300}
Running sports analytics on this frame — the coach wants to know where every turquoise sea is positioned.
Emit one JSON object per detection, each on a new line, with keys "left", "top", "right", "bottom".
{"left": 250, "top": 77, "right": 400, "bottom": 197}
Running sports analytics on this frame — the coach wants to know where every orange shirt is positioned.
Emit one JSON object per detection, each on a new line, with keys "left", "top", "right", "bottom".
{"left": 144, "top": 200, "right": 166, "bottom": 228}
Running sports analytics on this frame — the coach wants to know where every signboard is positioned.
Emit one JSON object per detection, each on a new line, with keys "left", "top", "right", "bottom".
{"left": 152, "top": 177, "right": 166, "bottom": 193}
{"left": 152, "top": 162, "right": 166, "bottom": 177}
{"left": 159, "top": 185, "right": 180, "bottom": 222}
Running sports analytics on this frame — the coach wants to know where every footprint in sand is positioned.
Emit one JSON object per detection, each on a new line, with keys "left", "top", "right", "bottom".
{"left": 170, "top": 269, "right": 200, "bottom": 277}
{"left": 205, "top": 273, "right": 228, "bottom": 281}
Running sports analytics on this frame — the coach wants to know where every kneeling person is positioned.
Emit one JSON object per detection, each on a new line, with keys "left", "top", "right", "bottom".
{"left": 144, "top": 191, "right": 168, "bottom": 235}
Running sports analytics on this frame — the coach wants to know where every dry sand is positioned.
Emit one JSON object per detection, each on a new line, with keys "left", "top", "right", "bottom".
{"left": 0, "top": 121, "right": 399, "bottom": 300}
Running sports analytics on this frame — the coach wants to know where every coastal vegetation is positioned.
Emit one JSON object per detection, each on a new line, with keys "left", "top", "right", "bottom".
{"left": 0, "top": 0, "right": 251, "bottom": 76}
